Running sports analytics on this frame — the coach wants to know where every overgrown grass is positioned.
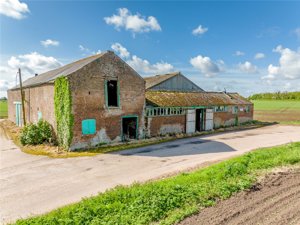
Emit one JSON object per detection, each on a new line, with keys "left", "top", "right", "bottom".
{"left": 0, "top": 100, "right": 8, "bottom": 118}
{"left": 14, "top": 142, "right": 300, "bottom": 225}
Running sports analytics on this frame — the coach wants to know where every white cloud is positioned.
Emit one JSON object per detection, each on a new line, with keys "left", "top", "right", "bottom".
{"left": 190, "top": 55, "right": 220, "bottom": 77}
{"left": 261, "top": 73, "right": 275, "bottom": 82}
{"left": 294, "top": 28, "right": 300, "bottom": 39}
{"left": 265, "top": 45, "right": 300, "bottom": 79}
{"left": 238, "top": 61, "right": 258, "bottom": 73}
{"left": 79, "top": 45, "right": 101, "bottom": 56}
{"left": 104, "top": 8, "right": 161, "bottom": 34}
{"left": 234, "top": 51, "right": 245, "bottom": 56}
{"left": 111, "top": 43, "right": 130, "bottom": 58}
{"left": 111, "top": 43, "right": 173, "bottom": 75}
{"left": 127, "top": 56, "right": 173, "bottom": 75}
{"left": 267, "top": 64, "right": 279, "bottom": 76}
{"left": 0, "top": 0, "right": 29, "bottom": 19}
{"left": 7, "top": 52, "right": 61, "bottom": 76}
{"left": 0, "top": 80, "right": 10, "bottom": 92}
{"left": 254, "top": 53, "right": 265, "bottom": 59}
{"left": 192, "top": 25, "right": 208, "bottom": 36}
{"left": 0, "top": 52, "right": 62, "bottom": 97}
{"left": 41, "top": 39, "right": 60, "bottom": 47}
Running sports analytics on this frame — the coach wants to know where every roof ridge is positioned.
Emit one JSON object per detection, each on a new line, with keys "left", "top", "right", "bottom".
{"left": 144, "top": 72, "right": 180, "bottom": 89}
{"left": 11, "top": 51, "right": 109, "bottom": 89}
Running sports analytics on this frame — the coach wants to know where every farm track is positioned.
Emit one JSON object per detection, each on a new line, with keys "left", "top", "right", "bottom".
{"left": 179, "top": 169, "right": 300, "bottom": 225}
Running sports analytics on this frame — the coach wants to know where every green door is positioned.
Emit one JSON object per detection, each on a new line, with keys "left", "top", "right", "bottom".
{"left": 15, "top": 103, "right": 22, "bottom": 126}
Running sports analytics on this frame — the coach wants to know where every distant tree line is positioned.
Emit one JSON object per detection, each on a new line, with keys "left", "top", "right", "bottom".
{"left": 248, "top": 91, "right": 300, "bottom": 100}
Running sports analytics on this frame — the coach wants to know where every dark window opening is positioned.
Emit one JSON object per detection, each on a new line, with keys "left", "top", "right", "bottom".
{"left": 195, "top": 109, "right": 205, "bottom": 132}
{"left": 122, "top": 117, "right": 137, "bottom": 140}
{"left": 107, "top": 80, "right": 118, "bottom": 107}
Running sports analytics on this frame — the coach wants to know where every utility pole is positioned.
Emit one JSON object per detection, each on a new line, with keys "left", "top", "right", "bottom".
{"left": 18, "top": 68, "right": 26, "bottom": 126}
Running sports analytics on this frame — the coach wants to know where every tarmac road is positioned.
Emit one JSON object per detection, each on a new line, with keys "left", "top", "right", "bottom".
{"left": 1, "top": 124, "right": 300, "bottom": 224}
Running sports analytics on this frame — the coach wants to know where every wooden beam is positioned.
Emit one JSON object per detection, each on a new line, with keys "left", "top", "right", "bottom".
{"left": 18, "top": 68, "right": 26, "bottom": 126}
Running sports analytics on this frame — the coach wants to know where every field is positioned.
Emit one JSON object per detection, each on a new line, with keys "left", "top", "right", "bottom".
{"left": 252, "top": 100, "right": 300, "bottom": 124}
{"left": 0, "top": 100, "right": 8, "bottom": 119}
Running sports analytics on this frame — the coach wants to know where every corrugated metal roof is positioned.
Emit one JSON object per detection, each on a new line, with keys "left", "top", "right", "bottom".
{"left": 145, "top": 90, "right": 252, "bottom": 107}
{"left": 144, "top": 72, "right": 180, "bottom": 89}
{"left": 11, "top": 52, "right": 107, "bottom": 89}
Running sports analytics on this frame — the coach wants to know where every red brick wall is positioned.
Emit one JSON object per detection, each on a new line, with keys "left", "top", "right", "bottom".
{"left": 7, "top": 84, "right": 55, "bottom": 129}
{"left": 68, "top": 52, "right": 146, "bottom": 149}
{"left": 213, "top": 104, "right": 253, "bottom": 128}
{"left": 148, "top": 115, "right": 186, "bottom": 136}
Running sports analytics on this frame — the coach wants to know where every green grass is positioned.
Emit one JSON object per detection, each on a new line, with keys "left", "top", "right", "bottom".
{"left": 0, "top": 100, "right": 8, "bottom": 118}
{"left": 252, "top": 100, "right": 300, "bottom": 123}
{"left": 252, "top": 100, "right": 300, "bottom": 111}
{"left": 14, "top": 142, "right": 300, "bottom": 225}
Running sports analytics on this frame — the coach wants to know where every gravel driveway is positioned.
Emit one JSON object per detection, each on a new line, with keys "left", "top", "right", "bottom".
{"left": 1, "top": 125, "right": 300, "bottom": 224}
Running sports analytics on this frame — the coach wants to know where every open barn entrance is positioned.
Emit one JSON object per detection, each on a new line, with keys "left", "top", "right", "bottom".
{"left": 122, "top": 116, "right": 138, "bottom": 141}
{"left": 195, "top": 109, "right": 205, "bottom": 132}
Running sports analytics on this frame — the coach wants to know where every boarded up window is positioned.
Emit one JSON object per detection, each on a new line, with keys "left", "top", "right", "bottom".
{"left": 38, "top": 111, "right": 42, "bottom": 121}
{"left": 82, "top": 119, "right": 96, "bottom": 135}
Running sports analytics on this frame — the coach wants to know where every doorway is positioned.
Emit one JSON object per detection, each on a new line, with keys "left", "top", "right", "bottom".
{"left": 15, "top": 102, "right": 22, "bottom": 127}
{"left": 122, "top": 116, "right": 138, "bottom": 141}
{"left": 195, "top": 109, "right": 205, "bottom": 132}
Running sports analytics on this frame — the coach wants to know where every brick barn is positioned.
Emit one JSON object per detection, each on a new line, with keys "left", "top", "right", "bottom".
{"left": 7, "top": 51, "right": 253, "bottom": 150}
{"left": 144, "top": 72, "right": 253, "bottom": 136}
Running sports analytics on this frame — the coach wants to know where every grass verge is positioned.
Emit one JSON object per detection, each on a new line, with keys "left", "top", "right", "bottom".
{"left": 14, "top": 142, "right": 300, "bottom": 225}
{"left": 279, "top": 120, "right": 300, "bottom": 125}
{"left": 0, "top": 99, "right": 8, "bottom": 119}
{"left": 1, "top": 119, "right": 271, "bottom": 158}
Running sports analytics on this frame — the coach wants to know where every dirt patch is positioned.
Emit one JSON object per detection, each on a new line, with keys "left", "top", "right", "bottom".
{"left": 178, "top": 168, "right": 300, "bottom": 225}
{"left": 254, "top": 110, "right": 300, "bottom": 122}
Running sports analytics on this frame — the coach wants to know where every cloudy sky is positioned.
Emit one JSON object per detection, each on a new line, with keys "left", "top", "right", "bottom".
{"left": 1, "top": 0, "right": 300, "bottom": 97}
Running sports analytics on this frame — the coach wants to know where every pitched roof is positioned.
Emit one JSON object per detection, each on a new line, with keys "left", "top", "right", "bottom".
{"left": 144, "top": 72, "right": 180, "bottom": 89}
{"left": 145, "top": 90, "right": 252, "bottom": 107}
{"left": 12, "top": 52, "right": 107, "bottom": 89}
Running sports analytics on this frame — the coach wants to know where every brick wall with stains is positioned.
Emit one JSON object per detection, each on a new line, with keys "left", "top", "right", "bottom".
{"left": 213, "top": 105, "right": 253, "bottom": 128}
{"left": 7, "top": 84, "right": 56, "bottom": 129}
{"left": 147, "top": 115, "right": 186, "bottom": 136}
{"left": 68, "top": 52, "right": 146, "bottom": 149}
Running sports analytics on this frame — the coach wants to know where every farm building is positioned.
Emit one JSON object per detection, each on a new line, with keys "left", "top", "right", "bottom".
{"left": 144, "top": 72, "right": 253, "bottom": 136}
{"left": 7, "top": 51, "right": 253, "bottom": 150}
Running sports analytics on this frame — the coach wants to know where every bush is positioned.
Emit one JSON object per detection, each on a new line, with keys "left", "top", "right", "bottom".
{"left": 20, "top": 120, "right": 54, "bottom": 145}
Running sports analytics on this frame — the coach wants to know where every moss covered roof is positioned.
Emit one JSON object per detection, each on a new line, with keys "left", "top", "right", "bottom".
{"left": 145, "top": 90, "right": 252, "bottom": 107}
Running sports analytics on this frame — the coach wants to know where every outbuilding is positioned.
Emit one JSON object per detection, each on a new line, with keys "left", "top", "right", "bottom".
{"left": 7, "top": 52, "right": 253, "bottom": 150}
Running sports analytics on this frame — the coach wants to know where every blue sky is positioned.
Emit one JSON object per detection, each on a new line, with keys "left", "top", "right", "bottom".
{"left": 1, "top": 0, "right": 300, "bottom": 97}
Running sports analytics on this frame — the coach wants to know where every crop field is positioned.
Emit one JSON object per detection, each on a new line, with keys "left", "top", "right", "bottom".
{"left": 252, "top": 100, "right": 300, "bottom": 124}
{"left": 0, "top": 100, "right": 8, "bottom": 119}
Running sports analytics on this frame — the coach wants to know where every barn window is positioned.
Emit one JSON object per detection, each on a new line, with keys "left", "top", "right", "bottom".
{"left": 232, "top": 106, "right": 238, "bottom": 114}
{"left": 105, "top": 80, "right": 119, "bottom": 107}
{"left": 245, "top": 105, "right": 250, "bottom": 113}
{"left": 82, "top": 119, "right": 96, "bottom": 135}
